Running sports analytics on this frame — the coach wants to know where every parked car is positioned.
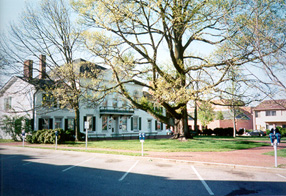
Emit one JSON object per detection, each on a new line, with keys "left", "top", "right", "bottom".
{"left": 245, "top": 130, "right": 266, "bottom": 137}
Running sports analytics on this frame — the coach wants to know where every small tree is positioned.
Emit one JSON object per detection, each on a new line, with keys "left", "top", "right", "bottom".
{"left": 198, "top": 101, "right": 215, "bottom": 129}
{"left": 216, "top": 111, "right": 224, "bottom": 120}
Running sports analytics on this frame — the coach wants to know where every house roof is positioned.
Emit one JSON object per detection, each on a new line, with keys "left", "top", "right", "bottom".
{"left": 254, "top": 99, "right": 286, "bottom": 111}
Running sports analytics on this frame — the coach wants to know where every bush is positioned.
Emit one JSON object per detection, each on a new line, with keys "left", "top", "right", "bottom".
{"left": 213, "top": 127, "right": 234, "bottom": 136}
{"left": 202, "top": 129, "right": 213, "bottom": 136}
{"left": 26, "top": 128, "right": 77, "bottom": 144}
{"left": 265, "top": 127, "right": 285, "bottom": 137}
{"left": 277, "top": 127, "right": 286, "bottom": 137}
{"left": 0, "top": 115, "right": 33, "bottom": 141}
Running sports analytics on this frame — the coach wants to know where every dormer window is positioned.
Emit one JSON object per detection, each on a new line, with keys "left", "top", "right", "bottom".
{"left": 4, "top": 97, "right": 12, "bottom": 111}
{"left": 133, "top": 90, "right": 140, "bottom": 101}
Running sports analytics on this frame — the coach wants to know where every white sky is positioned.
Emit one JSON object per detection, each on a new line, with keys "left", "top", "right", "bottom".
{"left": 0, "top": 0, "right": 33, "bottom": 34}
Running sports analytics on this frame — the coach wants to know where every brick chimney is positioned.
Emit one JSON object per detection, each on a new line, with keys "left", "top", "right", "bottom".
{"left": 39, "top": 55, "right": 46, "bottom": 79}
{"left": 24, "top": 60, "right": 33, "bottom": 80}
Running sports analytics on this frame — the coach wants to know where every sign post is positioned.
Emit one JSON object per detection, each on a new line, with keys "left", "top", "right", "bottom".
{"left": 55, "top": 131, "right": 58, "bottom": 150}
{"left": 139, "top": 133, "right": 145, "bottom": 156}
{"left": 22, "top": 131, "right": 25, "bottom": 147}
{"left": 85, "top": 121, "right": 89, "bottom": 151}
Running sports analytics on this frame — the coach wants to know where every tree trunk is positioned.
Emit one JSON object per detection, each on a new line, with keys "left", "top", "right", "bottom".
{"left": 173, "top": 104, "right": 191, "bottom": 140}
{"left": 233, "top": 107, "right": 236, "bottom": 138}
{"left": 194, "top": 100, "right": 198, "bottom": 133}
{"left": 74, "top": 108, "right": 80, "bottom": 142}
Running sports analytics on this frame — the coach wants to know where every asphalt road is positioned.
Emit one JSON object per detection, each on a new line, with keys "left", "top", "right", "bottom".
{"left": 1, "top": 146, "right": 286, "bottom": 196}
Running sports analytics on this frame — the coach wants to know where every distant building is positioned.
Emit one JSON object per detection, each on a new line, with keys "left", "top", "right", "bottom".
{"left": 253, "top": 99, "right": 286, "bottom": 131}
{"left": 188, "top": 100, "right": 253, "bottom": 131}
{"left": 0, "top": 56, "right": 166, "bottom": 139}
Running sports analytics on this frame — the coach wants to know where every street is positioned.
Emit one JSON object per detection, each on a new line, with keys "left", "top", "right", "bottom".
{"left": 1, "top": 146, "right": 286, "bottom": 196}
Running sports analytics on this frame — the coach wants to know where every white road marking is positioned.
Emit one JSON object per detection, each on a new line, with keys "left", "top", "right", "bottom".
{"left": 277, "top": 174, "right": 286, "bottom": 179}
{"left": 62, "top": 158, "right": 94, "bottom": 172}
{"left": 23, "top": 162, "right": 32, "bottom": 166}
{"left": 191, "top": 166, "right": 214, "bottom": 196}
{"left": 119, "top": 160, "right": 139, "bottom": 182}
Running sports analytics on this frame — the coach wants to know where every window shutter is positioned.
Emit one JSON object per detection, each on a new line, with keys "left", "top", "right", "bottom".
{"left": 83, "top": 116, "right": 87, "bottom": 131}
{"left": 39, "top": 118, "right": 43, "bottom": 130}
{"left": 131, "top": 117, "right": 133, "bottom": 131}
{"left": 49, "top": 119, "right": 53, "bottom": 129}
{"left": 161, "top": 122, "right": 163, "bottom": 130}
{"left": 65, "top": 119, "right": 68, "bottom": 130}
{"left": 155, "top": 120, "right": 157, "bottom": 131}
{"left": 139, "top": 117, "right": 142, "bottom": 130}
{"left": 93, "top": 117, "right": 96, "bottom": 131}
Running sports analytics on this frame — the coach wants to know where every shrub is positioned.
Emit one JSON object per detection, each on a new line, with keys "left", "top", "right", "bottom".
{"left": 277, "top": 127, "right": 286, "bottom": 137}
{"left": 0, "top": 115, "right": 33, "bottom": 141}
{"left": 265, "top": 127, "right": 285, "bottom": 137}
{"left": 202, "top": 129, "right": 213, "bottom": 136}
{"left": 213, "top": 127, "right": 234, "bottom": 136}
{"left": 27, "top": 129, "right": 68, "bottom": 144}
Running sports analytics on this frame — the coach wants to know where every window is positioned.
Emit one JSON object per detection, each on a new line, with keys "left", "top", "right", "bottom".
{"left": 102, "top": 99, "right": 108, "bottom": 107}
{"left": 122, "top": 100, "right": 128, "bottom": 109}
{"left": 155, "top": 120, "right": 163, "bottom": 131}
{"left": 65, "top": 118, "right": 75, "bottom": 130}
{"left": 39, "top": 118, "right": 53, "bottom": 130}
{"left": 55, "top": 118, "right": 62, "bottom": 129}
{"left": 121, "top": 117, "right": 127, "bottom": 131}
{"left": 112, "top": 98, "right": 118, "bottom": 108}
{"left": 131, "top": 116, "right": 141, "bottom": 131}
{"left": 102, "top": 116, "right": 108, "bottom": 131}
{"left": 255, "top": 111, "right": 260, "bottom": 118}
{"left": 266, "top": 111, "right": 276, "bottom": 116}
{"left": 4, "top": 97, "right": 12, "bottom": 111}
{"left": 148, "top": 119, "right": 152, "bottom": 132}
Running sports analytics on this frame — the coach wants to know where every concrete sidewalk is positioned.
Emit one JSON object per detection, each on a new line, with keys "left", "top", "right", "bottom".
{"left": 1, "top": 141, "right": 286, "bottom": 169}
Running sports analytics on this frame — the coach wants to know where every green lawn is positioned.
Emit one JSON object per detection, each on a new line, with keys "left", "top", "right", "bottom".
{"left": 263, "top": 148, "right": 286, "bottom": 158}
{"left": 63, "top": 137, "right": 270, "bottom": 152}
{"left": 0, "top": 139, "right": 13, "bottom": 143}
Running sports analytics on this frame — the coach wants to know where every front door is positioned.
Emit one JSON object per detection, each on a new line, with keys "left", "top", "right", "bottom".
{"left": 112, "top": 117, "right": 119, "bottom": 133}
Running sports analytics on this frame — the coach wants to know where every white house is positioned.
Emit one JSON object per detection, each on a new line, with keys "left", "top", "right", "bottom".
{"left": 253, "top": 99, "right": 286, "bottom": 131}
{"left": 0, "top": 56, "right": 166, "bottom": 139}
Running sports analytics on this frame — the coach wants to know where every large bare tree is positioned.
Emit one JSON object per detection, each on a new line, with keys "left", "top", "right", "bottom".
{"left": 72, "top": 0, "right": 284, "bottom": 139}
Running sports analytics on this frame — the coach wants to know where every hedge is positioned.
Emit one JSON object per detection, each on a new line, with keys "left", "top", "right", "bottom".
{"left": 266, "top": 127, "right": 286, "bottom": 137}
{"left": 26, "top": 129, "right": 76, "bottom": 144}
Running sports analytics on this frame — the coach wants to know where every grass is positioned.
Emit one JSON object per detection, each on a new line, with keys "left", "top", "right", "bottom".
{"left": 263, "top": 148, "right": 286, "bottom": 158}
{"left": 0, "top": 139, "right": 13, "bottom": 143}
{"left": 62, "top": 137, "right": 270, "bottom": 152}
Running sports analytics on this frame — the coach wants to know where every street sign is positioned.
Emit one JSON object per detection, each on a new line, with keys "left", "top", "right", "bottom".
{"left": 85, "top": 122, "right": 90, "bottom": 129}
{"left": 139, "top": 133, "right": 145, "bottom": 142}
